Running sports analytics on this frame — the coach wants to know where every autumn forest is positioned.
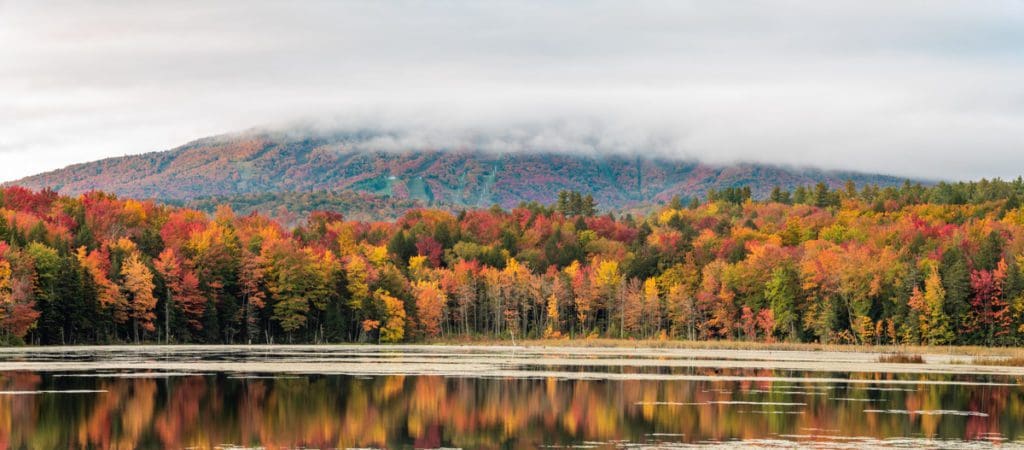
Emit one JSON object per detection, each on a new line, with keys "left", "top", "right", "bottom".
{"left": 2, "top": 179, "right": 1024, "bottom": 347}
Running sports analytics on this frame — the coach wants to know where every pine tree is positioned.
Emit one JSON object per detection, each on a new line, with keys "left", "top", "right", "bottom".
{"left": 814, "top": 182, "right": 832, "bottom": 208}
{"left": 940, "top": 247, "right": 971, "bottom": 343}
{"left": 769, "top": 186, "right": 791, "bottom": 204}
{"left": 582, "top": 194, "right": 597, "bottom": 217}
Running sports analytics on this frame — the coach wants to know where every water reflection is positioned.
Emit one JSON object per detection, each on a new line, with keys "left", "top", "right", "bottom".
{"left": 0, "top": 370, "right": 1021, "bottom": 449}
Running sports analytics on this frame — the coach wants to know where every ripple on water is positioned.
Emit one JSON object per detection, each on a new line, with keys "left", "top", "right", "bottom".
{"left": 54, "top": 372, "right": 208, "bottom": 378}
{"left": 849, "top": 387, "right": 919, "bottom": 392}
{"left": 673, "top": 437, "right": 1015, "bottom": 449}
{"left": 0, "top": 390, "right": 108, "bottom": 395}
{"left": 636, "top": 401, "right": 807, "bottom": 406}
{"left": 829, "top": 397, "right": 884, "bottom": 402}
{"left": 864, "top": 409, "right": 990, "bottom": 417}
{"left": 738, "top": 410, "right": 806, "bottom": 415}
{"left": 743, "top": 389, "right": 827, "bottom": 395}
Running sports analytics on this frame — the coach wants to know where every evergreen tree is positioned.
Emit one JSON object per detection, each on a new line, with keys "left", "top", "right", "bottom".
{"left": 769, "top": 186, "right": 791, "bottom": 204}
{"left": 793, "top": 186, "right": 808, "bottom": 204}
{"left": 940, "top": 248, "right": 971, "bottom": 342}
{"left": 813, "top": 182, "right": 832, "bottom": 208}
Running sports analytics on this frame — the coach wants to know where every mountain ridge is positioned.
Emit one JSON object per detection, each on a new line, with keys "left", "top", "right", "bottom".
{"left": 10, "top": 129, "right": 917, "bottom": 212}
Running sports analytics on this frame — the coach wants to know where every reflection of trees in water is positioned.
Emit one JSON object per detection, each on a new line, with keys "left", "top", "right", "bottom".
{"left": 0, "top": 371, "right": 1018, "bottom": 448}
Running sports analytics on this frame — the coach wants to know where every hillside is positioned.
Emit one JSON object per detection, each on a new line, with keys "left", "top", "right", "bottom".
{"left": 11, "top": 130, "right": 914, "bottom": 211}
{"left": 180, "top": 190, "right": 424, "bottom": 224}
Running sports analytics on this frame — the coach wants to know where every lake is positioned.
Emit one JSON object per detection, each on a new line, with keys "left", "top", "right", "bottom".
{"left": 0, "top": 345, "right": 1022, "bottom": 449}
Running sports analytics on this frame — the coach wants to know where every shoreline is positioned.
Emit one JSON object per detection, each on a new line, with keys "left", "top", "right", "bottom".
{"left": 0, "top": 341, "right": 1022, "bottom": 379}
{"left": 427, "top": 338, "right": 1024, "bottom": 358}
{"left": 2, "top": 337, "right": 1024, "bottom": 359}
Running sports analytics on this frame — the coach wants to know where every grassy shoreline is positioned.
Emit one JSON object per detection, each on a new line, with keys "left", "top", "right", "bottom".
{"left": 2, "top": 341, "right": 1024, "bottom": 375}
{"left": 5, "top": 337, "right": 1023, "bottom": 358}
{"left": 424, "top": 337, "right": 1024, "bottom": 359}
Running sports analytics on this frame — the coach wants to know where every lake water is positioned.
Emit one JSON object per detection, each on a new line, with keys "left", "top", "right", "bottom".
{"left": 0, "top": 346, "right": 1022, "bottom": 449}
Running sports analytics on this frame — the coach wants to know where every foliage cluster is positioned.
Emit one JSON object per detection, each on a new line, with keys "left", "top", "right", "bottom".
{"left": 2, "top": 178, "right": 1024, "bottom": 346}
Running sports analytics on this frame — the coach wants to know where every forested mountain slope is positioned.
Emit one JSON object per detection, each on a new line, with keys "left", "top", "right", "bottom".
{"left": 11, "top": 130, "right": 912, "bottom": 211}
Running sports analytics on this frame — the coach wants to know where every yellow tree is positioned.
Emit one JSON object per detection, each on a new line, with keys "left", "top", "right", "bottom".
{"left": 346, "top": 257, "right": 371, "bottom": 315}
{"left": 121, "top": 251, "right": 157, "bottom": 341}
{"left": 923, "top": 264, "right": 953, "bottom": 345}
{"left": 659, "top": 258, "right": 700, "bottom": 339}
{"left": 408, "top": 255, "right": 429, "bottom": 282}
{"left": 591, "top": 259, "right": 622, "bottom": 335}
{"left": 543, "top": 293, "right": 561, "bottom": 338}
{"left": 834, "top": 245, "right": 891, "bottom": 344}
{"left": 799, "top": 240, "right": 842, "bottom": 343}
{"left": 0, "top": 259, "right": 12, "bottom": 337}
{"left": 642, "top": 277, "right": 661, "bottom": 338}
{"left": 335, "top": 222, "right": 359, "bottom": 257}
{"left": 76, "top": 246, "right": 127, "bottom": 323}
{"left": 377, "top": 290, "right": 407, "bottom": 343}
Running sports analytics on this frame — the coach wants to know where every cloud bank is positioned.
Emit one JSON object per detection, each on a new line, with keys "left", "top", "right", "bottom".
{"left": 2, "top": 0, "right": 1023, "bottom": 182}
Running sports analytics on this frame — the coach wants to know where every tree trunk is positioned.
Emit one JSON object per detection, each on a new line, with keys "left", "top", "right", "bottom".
{"left": 165, "top": 287, "right": 171, "bottom": 344}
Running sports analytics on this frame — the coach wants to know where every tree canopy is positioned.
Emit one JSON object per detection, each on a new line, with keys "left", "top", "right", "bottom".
{"left": 2, "top": 179, "right": 1024, "bottom": 346}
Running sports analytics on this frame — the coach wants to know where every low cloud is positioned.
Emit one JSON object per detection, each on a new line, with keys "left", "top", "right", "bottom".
{"left": 2, "top": 1, "right": 1023, "bottom": 182}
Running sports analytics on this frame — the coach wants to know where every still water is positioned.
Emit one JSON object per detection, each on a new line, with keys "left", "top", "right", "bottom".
{"left": 0, "top": 346, "right": 1022, "bottom": 449}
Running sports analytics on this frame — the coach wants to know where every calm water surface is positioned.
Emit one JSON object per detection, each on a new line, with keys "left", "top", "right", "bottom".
{"left": 0, "top": 347, "right": 1022, "bottom": 449}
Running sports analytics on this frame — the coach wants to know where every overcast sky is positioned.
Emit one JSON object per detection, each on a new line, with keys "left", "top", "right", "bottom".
{"left": 2, "top": 1, "right": 1024, "bottom": 182}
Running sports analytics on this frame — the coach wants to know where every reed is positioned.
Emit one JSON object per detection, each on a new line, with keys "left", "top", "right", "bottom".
{"left": 877, "top": 353, "right": 925, "bottom": 364}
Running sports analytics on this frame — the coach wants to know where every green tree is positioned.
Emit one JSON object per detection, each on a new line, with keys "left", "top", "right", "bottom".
{"left": 25, "top": 243, "right": 61, "bottom": 344}
{"left": 765, "top": 266, "right": 800, "bottom": 341}
{"left": 939, "top": 247, "right": 971, "bottom": 343}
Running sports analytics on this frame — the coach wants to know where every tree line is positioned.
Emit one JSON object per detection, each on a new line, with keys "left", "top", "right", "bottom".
{"left": 1, "top": 179, "right": 1024, "bottom": 346}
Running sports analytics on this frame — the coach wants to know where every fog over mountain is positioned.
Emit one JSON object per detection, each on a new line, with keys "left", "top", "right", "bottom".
{"left": 9, "top": 128, "right": 914, "bottom": 217}
{"left": 3, "top": 1, "right": 1024, "bottom": 182}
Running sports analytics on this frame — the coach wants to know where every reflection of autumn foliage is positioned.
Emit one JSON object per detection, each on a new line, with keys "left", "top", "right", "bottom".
{"left": 0, "top": 371, "right": 1019, "bottom": 448}
{"left": 153, "top": 377, "right": 206, "bottom": 448}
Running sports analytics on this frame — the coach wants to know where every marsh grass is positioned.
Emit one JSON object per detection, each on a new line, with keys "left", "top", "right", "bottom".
{"left": 969, "top": 357, "right": 1024, "bottom": 367}
{"left": 427, "top": 337, "right": 1024, "bottom": 359}
{"left": 877, "top": 354, "right": 926, "bottom": 364}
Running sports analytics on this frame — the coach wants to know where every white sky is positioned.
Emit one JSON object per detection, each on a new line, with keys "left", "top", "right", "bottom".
{"left": 2, "top": 0, "right": 1024, "bottom": 182}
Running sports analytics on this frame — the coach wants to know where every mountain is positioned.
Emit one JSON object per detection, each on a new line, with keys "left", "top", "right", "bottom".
{"left": 179, "top": 190, "right": 424, "bottom": 224}
{"left": 10, "top": 130, "right": 914, "bottom": 213}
